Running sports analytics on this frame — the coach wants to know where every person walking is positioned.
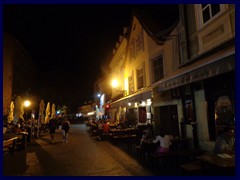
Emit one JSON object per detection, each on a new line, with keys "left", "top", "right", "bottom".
{"left": 62, "top": 119, "right": 70, "bottom": 143}
{"left": 48, "top": 118, "right": 56, "bottom": 144}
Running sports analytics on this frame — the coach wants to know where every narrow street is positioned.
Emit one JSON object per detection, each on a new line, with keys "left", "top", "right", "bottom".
{"left": 4, "top": 122, "right": 163, "bottom": 176}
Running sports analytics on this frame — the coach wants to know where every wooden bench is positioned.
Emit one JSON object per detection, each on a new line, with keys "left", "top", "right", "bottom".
{"left": 3, "top": 137, "right": 18, "bottom": 156}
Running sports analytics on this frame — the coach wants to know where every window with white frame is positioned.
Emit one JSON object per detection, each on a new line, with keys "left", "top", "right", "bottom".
{"left": 152, "top": 55, "right": 164, "bottom": 82}
{"left": 197, "top": 4, "right": 225, "bottom": 27}
{"left": 202, "top": 4, "right": 220, "bottom": 23}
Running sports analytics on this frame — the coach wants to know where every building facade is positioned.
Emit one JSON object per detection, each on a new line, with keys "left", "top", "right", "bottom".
{"left": 94, "top": 4, "right": 235, "bottom": 152}
{"left": 3, "top": 32, "right": 36, "bottom": 119}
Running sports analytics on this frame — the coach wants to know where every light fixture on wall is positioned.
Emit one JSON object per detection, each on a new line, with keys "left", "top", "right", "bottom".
{"left": 111, "top": 79, "right": 127, "bottom": 95}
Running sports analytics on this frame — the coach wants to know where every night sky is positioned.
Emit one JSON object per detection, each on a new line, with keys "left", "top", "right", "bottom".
{"left": 3, "top": 4, "right": 175, "bottom": 112}
{"left": 3, "top": 4, "right": 137, "bottom": 110}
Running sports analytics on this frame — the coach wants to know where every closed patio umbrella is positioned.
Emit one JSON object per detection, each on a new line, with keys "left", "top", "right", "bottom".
{"left": 51, "top": 103, "right": 56, "bottom": 119}
{"left": 8, "top": 101, "right": 14, "bottom": 123}
{"left": 39, "top": 100, "right": 45, "bottom": 124}
{"left": 14, "top": 96, "right": 24, "bottom": 124}
{"left": 45, "top": 102, "right": 51, "bottom": 124}
{"left": 37, "top": 100, "right": 45, "bottom": 137}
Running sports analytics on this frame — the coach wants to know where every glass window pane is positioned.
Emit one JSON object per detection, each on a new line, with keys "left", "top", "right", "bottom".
{"left": 211, "top": 4, "right": 220, "bottom": 17}
{"left": 201, "top": 4, "right": 207, "bottom": 9}
{"left": 203, "top": 7, "right": 210, "bottom": 23}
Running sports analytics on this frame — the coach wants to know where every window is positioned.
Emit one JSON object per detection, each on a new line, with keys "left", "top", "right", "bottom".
{"left": 201, "top": 4, "right": 220, "bottom": 23}
{"left": 185, "top": 99, "right": 194, "bottom": 122}
{"left": 130, "top": 39, "right": 136, "bottom": 60}
{"left": 130, "top": 29, "right": 144, "bottom": 61}
{"left": 136, "top": 29, "right": 144, "bottom": 55}
{"left": 138, "top": 107, "right": 147, "bottom": 123}
{"left": 128, "top": 72, "right": 134, "bottom": 94}
{"left": 137, "top": 67, "right": 144, "bottom": 89}
{"left": 153, "top": 55, "right": 164, "bottom": 82}
{"left": 202, "top": 4, "right": 220, "bottom": 23}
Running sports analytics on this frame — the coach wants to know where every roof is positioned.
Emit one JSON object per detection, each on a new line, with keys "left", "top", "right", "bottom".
{"left": 133, "top": 5, "right": 179, "bottom": 44}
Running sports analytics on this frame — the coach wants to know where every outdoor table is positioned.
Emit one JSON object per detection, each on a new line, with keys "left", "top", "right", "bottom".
{"left": 196, "top": 153, "right": 235, "bottom": 168}
{"left": 196, "top": 153, "right": 235, "bottom": 175}
{"left": 109, "top": 128, "right": 137, "bottom": 151}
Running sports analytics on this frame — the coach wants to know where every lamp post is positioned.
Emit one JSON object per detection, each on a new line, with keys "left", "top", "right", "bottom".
{"left": 24, "top": 99, "right": 32, "bottom": 142}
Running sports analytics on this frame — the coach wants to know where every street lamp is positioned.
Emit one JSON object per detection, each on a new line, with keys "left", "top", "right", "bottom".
{"left": 111, "top": 79, "right": 119, "bottom": 89}
{"left": 24, "top": 100, "right": 31, "bottom": 120}
{"left": 111, "top": 79, "right": 127, "bottom": 95}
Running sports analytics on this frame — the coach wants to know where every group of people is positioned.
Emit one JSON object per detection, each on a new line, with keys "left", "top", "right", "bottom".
{"left": 48, "top": 118, "right": 70, "bottom": 144}
{"left": 140, "top": 125, "right": 235, "bottom": 155}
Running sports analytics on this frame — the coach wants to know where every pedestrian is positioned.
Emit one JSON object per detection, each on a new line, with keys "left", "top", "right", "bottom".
{"left": 48, "top": 118, "right": 56, "bottom": 144}
{"left": 62, "top": 119, "right": 70, "bottom": 143}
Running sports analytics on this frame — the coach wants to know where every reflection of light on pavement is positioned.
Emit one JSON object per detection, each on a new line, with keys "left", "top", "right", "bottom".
{"left": 25, "top": 152, "right": 43, "bottom": 175}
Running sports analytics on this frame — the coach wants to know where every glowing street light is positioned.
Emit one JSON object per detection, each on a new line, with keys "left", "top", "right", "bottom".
{"left": 24, "top": 100, "right": 31, "bottom": 107}
{"left": 111, "top": 79, "right": 119, "bottom": 88}
{"left": 24, "top": 100, "right": 31, "bottom": 120}
{"left": 111, "top": 79, "right": 126, "bottom": 96}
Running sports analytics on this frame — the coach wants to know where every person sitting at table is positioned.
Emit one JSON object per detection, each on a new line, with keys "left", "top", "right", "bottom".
{"left": 98, "top": 120, "right": 110, "bottom": 140}
{"left": 11, "top": 124, "right": 22, "bottom": 134}
{"left": 213, "top": 127, "right": 235, "bottom": 154}
{"left": 102, "top": 120, "right": 110, "bottom": 133}
{"left": 153, "top": 132, "right": 173, "bottom": 154}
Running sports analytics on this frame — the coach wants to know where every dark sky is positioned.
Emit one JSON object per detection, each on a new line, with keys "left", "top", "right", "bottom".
{"left": 3, "top": 4, "right": 137, "bottom": 110}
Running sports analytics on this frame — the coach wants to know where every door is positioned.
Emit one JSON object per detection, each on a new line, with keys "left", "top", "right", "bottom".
{"left": 159, "top": 105, "right": 179, "bottom": 136}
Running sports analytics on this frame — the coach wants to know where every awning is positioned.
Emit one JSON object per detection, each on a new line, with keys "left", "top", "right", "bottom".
{"left": 110, "top": 87, "right": 152, "bottom": 108}
{"left": 157, "top": 54, "right": 235, "bottom": 91}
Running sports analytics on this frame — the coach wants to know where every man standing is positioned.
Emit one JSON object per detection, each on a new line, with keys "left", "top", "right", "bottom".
{"left": 49, "top": 118, "right": 56, "bottom": 144}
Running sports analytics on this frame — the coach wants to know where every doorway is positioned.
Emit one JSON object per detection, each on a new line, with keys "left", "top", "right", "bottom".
{"left": 159, "top": 105, "right": 179, "bottom": 136}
